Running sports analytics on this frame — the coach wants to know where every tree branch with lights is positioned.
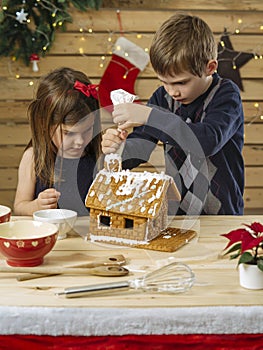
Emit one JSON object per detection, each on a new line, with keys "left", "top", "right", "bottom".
{"left": 0, "top": 0, "right": 102, "bottom": 69}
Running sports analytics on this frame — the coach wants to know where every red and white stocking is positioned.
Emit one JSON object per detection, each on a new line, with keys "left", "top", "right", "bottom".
{"left": 98, "top": 37, "right": 149, "bottom": 109}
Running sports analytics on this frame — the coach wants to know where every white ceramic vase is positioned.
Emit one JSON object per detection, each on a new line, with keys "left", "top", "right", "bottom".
{"left": 238, "top": 263, "right": 263, "bottom": 290}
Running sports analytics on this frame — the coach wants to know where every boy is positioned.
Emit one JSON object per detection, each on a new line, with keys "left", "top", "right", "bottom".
{"left": 102, "top": 14, "right": 244, "bottom": 215}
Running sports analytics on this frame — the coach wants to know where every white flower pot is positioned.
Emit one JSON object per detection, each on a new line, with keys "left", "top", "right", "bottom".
{"left": 238, "top": 263, "right": 263, "bottom": 290}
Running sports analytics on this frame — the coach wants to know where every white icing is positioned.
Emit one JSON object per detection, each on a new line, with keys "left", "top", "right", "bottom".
{"left": 87, "top": 167, "right": 173, "bottom": 218}
{"left": 148, "top": 202, "right": 159, "bottom": 216}
{"left": 89, "top": 190, "right": 95, "bottom": 197}
{"left": 89, "top": 234, "right": 149, "bottom": 246}
{"left": 104, "top": 153, "right": 122, "bottom": 172}
{"left": 148, "top": 195, "right": 156, "bottom": 203}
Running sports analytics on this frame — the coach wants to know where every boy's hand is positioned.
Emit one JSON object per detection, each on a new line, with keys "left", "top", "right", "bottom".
{"left": 102, "top": 128, "right": 128, "bottom": 154}
{"left": 112, "top": 103, "right": 151, "bottom": 130}
{"left": 37, "top": 188, "right": 61, "bottom": 210}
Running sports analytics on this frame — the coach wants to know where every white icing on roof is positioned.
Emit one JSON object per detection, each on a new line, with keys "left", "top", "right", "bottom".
{"left": 86, "top": 168, "right": 175, "bottom": 218}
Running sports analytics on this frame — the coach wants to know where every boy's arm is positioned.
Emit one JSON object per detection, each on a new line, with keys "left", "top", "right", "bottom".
{"left": 143, "top": 81, "right": 243, "bottom": 157}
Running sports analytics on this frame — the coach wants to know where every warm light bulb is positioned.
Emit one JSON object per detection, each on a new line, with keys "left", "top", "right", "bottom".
{"left": 254, "top": 103, "right": 259, "bottom": 108}
{"left": 137, "top": 34, "right": 142, "bottom": 39}
{"left": 88, "top": 28, "right": 93, "bottom": 33}
{"left": 15, "top": 74, "right": 20, "bottom": 79}
{"left": 220, "top": 41, "right": 225, "bottom": 47}
{"left": 79, "top": 48, "right": 84, "bottom": 54}
{"left": 29, "top": 81, "right": 34, "bottom": 86}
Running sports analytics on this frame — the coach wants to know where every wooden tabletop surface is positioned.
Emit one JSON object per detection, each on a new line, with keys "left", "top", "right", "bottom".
{"left": 1, "top": 215, "right": 263, "bottom": 308}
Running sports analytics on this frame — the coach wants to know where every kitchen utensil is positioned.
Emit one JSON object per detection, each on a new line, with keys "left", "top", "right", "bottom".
{"left": 56, "top": 262, "right": 195, "bottom": 298}
{"left": 15, "top": 254, "right": 127, "bottom": 281}
{"left": 0, "top": 265, "right": 129, "bottom": 279}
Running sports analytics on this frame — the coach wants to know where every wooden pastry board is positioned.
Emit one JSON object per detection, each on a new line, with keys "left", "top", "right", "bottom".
{"left": 134, "top": 227, "right": 197, "bottom": 252}
{"left": 91, "top": 227, "right": 197, "bottom": 252}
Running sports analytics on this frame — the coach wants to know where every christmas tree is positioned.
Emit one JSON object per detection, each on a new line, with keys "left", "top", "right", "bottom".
{"left": 0, "top": 0, "right": 102, "bottom": 66}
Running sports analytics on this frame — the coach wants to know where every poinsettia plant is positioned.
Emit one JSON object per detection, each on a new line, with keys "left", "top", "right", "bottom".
{"left": 221, "top": 222, "right": 263, "bottom": 272}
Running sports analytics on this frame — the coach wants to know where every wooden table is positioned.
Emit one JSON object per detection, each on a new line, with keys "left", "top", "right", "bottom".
{"left": 0, "top": 215, "right": 263, "bottom": 350}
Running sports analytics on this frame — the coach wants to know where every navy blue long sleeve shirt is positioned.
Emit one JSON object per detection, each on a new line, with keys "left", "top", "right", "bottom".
{"left": 122, "top": 73, "right": 244, "bottom": 215}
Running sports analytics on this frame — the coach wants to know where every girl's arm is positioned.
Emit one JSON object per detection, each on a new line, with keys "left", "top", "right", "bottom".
{"left": 13, "top": 148, "right": 60, "bottom": 215}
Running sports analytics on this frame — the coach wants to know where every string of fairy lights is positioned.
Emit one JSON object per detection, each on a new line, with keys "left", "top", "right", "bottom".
{"left": 214, "top": 18, "right": 263, "bottom": 122}
{"left": 1, "top": 3, "right": 263, "bottom": 121}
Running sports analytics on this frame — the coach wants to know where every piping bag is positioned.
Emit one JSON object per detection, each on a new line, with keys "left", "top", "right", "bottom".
{"left": 110, "top": 89, "right": 138, "bottom": 156}
{"left": 56, "top": 262, "right": 195, "bottom": 298}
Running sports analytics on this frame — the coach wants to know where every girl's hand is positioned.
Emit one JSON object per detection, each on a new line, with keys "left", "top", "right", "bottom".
{"left": 37, "top": 188, "right": 61, "bottom": 210}
{"left": 102, "top": 128, "right": 128, "bottom": 154}
{"left": 112, "top": 103, "right": 151, "bottom": 130}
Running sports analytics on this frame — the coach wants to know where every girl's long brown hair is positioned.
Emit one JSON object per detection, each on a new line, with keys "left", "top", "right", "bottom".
{"left": 26, "top": 67, "right": 102, "bottom": 187}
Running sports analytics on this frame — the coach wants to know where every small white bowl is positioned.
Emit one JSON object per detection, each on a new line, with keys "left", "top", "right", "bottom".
{"left": 33, "top": 209, "right": 77, "bottom": 240}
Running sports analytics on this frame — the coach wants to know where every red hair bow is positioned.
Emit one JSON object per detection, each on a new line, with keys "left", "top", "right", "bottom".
{"left": 73, "top": 81, "right": 98, "bottom": 99}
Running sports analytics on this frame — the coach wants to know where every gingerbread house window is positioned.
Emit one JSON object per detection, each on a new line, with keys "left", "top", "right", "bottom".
{"left": 124, "top": 218, "right": 134, "bottom": 229}
{"left": 99, "top": 215, "right": 111, "bottom": 227}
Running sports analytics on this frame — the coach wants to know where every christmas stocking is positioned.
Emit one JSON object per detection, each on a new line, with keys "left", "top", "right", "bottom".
{"left": 98, "top": 37, "right": 150, "bottom": 110}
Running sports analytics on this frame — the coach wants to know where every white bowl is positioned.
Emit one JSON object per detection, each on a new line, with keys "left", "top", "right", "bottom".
{"left": 33, "top": 209, "right": 77, "bottom": 240}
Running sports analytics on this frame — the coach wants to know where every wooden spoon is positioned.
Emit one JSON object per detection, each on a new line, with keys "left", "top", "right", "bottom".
{"left": 0, "top": 265, "right": 129, "bottom": 281}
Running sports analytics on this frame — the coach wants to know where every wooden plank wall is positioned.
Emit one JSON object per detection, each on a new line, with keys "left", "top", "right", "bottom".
{"left": 0, "top": 0, "right": 263, "bottom": 214}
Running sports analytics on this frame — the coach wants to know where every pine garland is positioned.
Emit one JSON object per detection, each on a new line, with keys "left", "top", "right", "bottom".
{"left": 0, "top": 0, "right": 102, "bottom": 66}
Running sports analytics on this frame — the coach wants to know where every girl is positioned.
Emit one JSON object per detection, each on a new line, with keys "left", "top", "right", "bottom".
{"left": 14, "top": 67, "right": 102, "bottom": 216}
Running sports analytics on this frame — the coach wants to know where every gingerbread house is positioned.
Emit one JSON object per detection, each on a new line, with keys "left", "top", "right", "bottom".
{"left": 85, "top": 154, "right": 181, "bottom": 245}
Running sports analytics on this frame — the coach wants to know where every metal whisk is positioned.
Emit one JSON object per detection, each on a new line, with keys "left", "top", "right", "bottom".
{"left": 56, "top": 262, "right": 195, "bottom": 298}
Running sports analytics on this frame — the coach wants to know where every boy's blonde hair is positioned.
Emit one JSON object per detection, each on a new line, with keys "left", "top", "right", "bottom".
{"left": 150, "top": 14, "right": 217, "bottom": 77}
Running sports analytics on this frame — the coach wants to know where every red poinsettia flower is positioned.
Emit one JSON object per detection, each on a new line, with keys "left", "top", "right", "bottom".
{"left": 221, "top": 222, "right": 263, "bottom": 270}
{"left": 222, "top": 229, "right": 263, "bottom": 254}
{"left": 244, "top": 222, "right": 263, "bottom": 234}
